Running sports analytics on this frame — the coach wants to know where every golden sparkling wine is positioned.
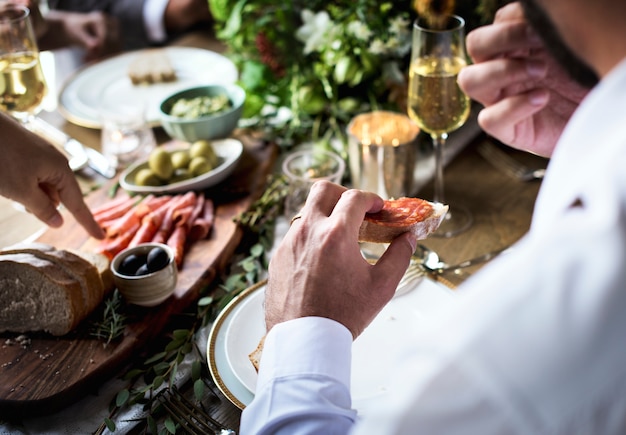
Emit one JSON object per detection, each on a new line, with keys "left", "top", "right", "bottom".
{"left": 0, "top": 52, "right": 47, "bottom": 116}
{"left": 408, "top": 55, "right": 470, "bottom": 136}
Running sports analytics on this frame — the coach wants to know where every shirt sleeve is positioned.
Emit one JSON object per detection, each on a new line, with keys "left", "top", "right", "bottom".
{"left": 142, "top": 0, "right": 169, "bottom": 43}
{"left": 240, "top": 316, "right": 357, "bottom": 434}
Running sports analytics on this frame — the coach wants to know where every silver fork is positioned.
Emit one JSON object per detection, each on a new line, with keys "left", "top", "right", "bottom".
{"left": 156, "top": 386, "right": 236, "bottom": 435}
{"left": 477, "top": 142, "right": 546, "bottom": 181}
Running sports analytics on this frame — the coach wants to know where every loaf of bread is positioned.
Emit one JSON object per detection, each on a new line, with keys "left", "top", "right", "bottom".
{"left": 0, "top": 244, "right": 113, "bottom": 336}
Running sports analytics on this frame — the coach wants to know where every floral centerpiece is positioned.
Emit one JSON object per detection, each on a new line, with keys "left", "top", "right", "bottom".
{"left": 207, "top": 0, "right": 499, "bottom": 151}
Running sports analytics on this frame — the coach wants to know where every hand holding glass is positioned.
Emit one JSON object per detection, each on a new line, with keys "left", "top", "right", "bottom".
{"left": 408, "top": 15, "right": 471, "bottom": 237}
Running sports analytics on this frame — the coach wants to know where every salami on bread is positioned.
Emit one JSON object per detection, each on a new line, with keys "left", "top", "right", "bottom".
{"left": 358, "top": 197, "right": 448, "bottom": 243}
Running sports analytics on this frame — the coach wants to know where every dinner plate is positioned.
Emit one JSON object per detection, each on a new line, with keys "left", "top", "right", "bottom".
{"left": 58, "top": 47, "right": 238, "bottom": 128}
{"left": 119, "top": 138, "right": 243, "bottom": 194}
{"left": 208, "top": 277, "right": 458, "bottom": 414}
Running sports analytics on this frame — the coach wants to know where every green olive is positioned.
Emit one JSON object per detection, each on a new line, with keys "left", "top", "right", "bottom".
{"left": 134, "top": 168, "right": 162, "bottom": 186}
{"left": 190, "top": 140, "right": 218, "bottom": 167}
{"left": 148, "top": 148, "right": 174, "bottom": 180}
{"left": 171, "top": 150, "right": 191, "bottom": 170}
{"left": 189, "top": 156, "right": 213, "bottom": 177}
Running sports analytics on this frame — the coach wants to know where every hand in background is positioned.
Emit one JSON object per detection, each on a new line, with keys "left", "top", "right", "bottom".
{"left": 5, "top": 0, "right": 120, "bottom": 61}
{"left": 457, "top": 2, "right": 590, "bottom": 157}
{"left": 41, "top": 10, "right": 121, "bottom": 61}
{"left": 264, "top": 181, "right": 416, "bottom": 339}
{"left": 0, "top": 113, "right": 104, "bottom": 240}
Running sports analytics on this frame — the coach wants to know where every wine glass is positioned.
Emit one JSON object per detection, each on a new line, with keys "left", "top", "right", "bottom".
{"left": 407, "top": 15, "right": 472, "bottom": 237}
{"left": 0, "top": 4, "right": 47, "bottom": 127}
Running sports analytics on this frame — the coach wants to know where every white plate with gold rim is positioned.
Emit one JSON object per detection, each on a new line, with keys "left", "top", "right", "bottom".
{"left": 207, "top": 276, "right": 458, "bottom": 414}
{"left": 58, "top": 47, "right": 238, "bottom": 128}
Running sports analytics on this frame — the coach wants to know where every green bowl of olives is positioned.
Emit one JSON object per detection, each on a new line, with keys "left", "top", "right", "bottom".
{"left": 158, "top": 84, "right": 246, "bottom": 142}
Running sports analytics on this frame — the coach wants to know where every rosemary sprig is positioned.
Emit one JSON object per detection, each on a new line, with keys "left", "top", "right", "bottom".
{"left": 91, "top": 289, "right": 127, "bottom": 347}
{"left": 236, "top": 173, "right": 290, "bottom": 230}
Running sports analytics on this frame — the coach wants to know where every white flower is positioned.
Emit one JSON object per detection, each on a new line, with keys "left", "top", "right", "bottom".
{"left": 296, "top": 10, "right": 333, "bottom": 54}
{"left": 347, "top": 21, "right": 372, "bottom": 41}
{"left": 388, "top": 15, "right": 412, "bottom": 56}
{"left": 368, "top": 39, "right": 388, "bottom": 55}
{"left": 385, "top": 35, "right": 412, "bottom": 57}
{"left": 389, "top": 16, "right": 411, "bottom": 37}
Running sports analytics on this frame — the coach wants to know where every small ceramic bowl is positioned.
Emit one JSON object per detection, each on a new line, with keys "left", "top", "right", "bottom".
{"left": 158, "top": 84, "right": 246, "bottom": 142}
{"left": 111, "top": 243, "right": 177, "bottom": 307}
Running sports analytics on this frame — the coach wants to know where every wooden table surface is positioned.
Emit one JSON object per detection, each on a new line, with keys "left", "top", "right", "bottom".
{"left": 0, "top": 28, "right": 550, "bottom": 432}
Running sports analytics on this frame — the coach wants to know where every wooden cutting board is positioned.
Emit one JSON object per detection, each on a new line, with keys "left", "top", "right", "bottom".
{"left": 0, "top": 133, "right": 277, "bottom": 418}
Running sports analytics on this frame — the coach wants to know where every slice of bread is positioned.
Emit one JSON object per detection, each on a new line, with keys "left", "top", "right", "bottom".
{"left": 68, "top": 249, "right": 114, "bottom": 296}
{"left": 358, "top": 198, "right": 448, "bottom": 243}
{"left": 248, "top": 335, "right": 266, "bottom": 373}
{"left": 0, "top": 253, "right": 84, "bottom": 336}
{"left": 128, "top": 49, "right": 177, "bottom": 85}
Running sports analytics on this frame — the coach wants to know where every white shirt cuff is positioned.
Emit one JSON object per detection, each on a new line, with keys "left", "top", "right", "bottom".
{"left": 143, "top": 0, "right": 169, "bottom": 43}
{"left": 257, "top": 317, "right": 353, "bottom": 391}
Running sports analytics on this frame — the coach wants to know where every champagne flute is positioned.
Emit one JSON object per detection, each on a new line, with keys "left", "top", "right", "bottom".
{"left": 1, "top": 4, "right": 49, "bottom": 216}
{"left": 408, "top": 15, "right": 472, "bottom": 237}
{"left": 0, "top": 4, "right": 47, "bottom": 127}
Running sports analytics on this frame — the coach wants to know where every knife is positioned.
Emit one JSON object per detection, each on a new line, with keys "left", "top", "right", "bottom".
{"left": 29, "top": 117, "right": 116, "bottom": 179}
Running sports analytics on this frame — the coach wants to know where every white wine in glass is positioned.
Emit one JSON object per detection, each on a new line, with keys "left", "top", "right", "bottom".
{"left": 408, "top": 15, "right": 472, "bottom": 237}
{"left": 0, "top": 4, "right": 47, "bottom": 125}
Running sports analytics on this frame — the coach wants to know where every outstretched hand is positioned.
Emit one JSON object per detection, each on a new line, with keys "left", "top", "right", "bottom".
{"left": 457, "top": 2, "right": 590, "bottom": 157}
{"left": 0, "top": 113, "right": 104, "bottom": 240}
{"left": 264, "top": 181, "right": 417, "bottom": 339}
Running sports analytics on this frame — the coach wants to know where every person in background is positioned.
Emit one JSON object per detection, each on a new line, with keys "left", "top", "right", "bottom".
{"left": 47, "top": 0, "right": 212, "bottom": 51}
{"left": 241, "top": 0, "right": 626, "bottom": 433}
{"left": 0, "top": 112, "right": 105, "bottom": 240}
{"left": 5, "top": 0, "right": 121, "bottom": 61}
{"left": 7, "top": 0, "right": 211, "bottom": 60}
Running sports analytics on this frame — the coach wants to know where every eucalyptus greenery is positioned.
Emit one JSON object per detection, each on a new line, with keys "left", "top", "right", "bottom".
{"left": 96, "top": 174, "right": 289, "bottom": 433}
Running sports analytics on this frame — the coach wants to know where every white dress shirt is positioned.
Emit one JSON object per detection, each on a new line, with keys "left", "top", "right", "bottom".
{"left": 142, "top": 0, "right": 169, "bottom": 43}
{"left": 241, "top": 58, "right": 626, "bottom": 434}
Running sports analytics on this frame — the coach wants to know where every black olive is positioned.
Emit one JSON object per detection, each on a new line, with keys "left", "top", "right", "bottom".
{"left": 135, "top": 263, "right": 151, "bottom": 276}
{"left": 146, "top": 247, "right": 169, "bottom": 272}
{"left": 119, "top": 253, "right": 146, "bottom": 276}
